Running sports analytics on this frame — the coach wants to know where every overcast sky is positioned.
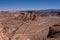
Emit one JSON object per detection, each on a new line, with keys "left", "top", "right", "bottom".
{"left": 0, "top": 0, "right": 60, "bottom": 11}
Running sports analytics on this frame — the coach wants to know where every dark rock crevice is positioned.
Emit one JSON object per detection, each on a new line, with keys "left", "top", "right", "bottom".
{"left": 47, "top": 23, "right": 60, "bottom": 38}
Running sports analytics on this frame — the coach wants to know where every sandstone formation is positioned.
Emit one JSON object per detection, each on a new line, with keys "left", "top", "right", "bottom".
{"left": 0, "top": 23, "right": 8, "bottom": 40}
{"left": 0, "top": 10, "right": 60, "bottom": 40}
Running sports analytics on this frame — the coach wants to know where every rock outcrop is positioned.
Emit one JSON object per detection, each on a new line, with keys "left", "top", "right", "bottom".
{"left": 0, "top": 10, "right": 60, "bottom": 40}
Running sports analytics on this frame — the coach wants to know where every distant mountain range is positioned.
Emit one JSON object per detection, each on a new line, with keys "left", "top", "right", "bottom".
{"left": 38, "top": 9, "right": 60, "bottom": 12}
{"left": 0, "top": 9, "right": 60, "bottom": 12}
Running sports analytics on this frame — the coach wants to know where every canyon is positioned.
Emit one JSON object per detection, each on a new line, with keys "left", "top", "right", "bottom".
{"left": 0, "top": 10, "right": 60, "bottom": 40}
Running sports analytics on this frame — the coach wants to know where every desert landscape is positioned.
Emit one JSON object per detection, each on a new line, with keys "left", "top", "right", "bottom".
{"left": 0, "top": 10, "right": 60, "bottom": 40}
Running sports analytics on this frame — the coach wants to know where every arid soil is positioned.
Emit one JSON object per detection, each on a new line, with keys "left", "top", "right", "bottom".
{"left": 0, "top": 10, "right": 60, "bottom": 40}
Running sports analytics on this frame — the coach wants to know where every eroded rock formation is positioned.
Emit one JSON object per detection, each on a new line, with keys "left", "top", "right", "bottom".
{"left": 0, "top": 10, "right": 60, "bottom": 40}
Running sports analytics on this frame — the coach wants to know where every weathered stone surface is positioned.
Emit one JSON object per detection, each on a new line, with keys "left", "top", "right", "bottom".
{"left": 0, "top": 11, "right": 60, "bottom": 40}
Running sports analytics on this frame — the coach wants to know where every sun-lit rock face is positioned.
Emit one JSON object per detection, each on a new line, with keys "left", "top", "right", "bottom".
{"left": 0, "top": 10, "right": 60, "bottom": 40}
{"left": 0, "top": 23, "right": 8, "bottom": 40}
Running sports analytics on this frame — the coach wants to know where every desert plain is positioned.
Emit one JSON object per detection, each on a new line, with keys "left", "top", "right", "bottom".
{"left": 0, "top": 10, "right": 60, "bottom": 40}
